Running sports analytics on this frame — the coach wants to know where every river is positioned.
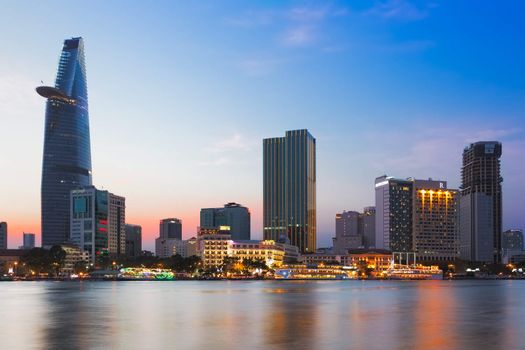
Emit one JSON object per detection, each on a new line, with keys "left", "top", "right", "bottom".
{"left": 0, "top": 280, "right": 523, "bottom": 349}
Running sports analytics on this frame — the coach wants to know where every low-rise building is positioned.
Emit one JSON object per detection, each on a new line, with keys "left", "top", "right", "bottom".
{"left": 59, "top": 244, "right": 90, "bottom": 277}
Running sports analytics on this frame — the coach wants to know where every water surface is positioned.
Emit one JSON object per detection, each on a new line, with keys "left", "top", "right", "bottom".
{"left": 1, "top": 280, "right": 523, "bottom": 349}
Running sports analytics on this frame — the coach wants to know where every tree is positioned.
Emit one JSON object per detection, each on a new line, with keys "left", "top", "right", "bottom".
{"left": 49, "top": 245, "right": 66, "bottom": 277}
{"left": 21, "top": 248, "right": 50, "bottom": 275}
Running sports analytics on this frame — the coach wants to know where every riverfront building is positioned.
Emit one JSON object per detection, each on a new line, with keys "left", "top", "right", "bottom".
{"left": 375, "top": 176, "right": 413, "bottom": 252}
{"left": 38, "top": 37, "right": 93, "bottom": 246}
{"left": 70, "top": 186, "right": 126, "bottom": 262}
{"left": 413, "top": 179, "right": 459, "bottom": 261}
{"left": 200, "top": 203, "right": 250, "bottom": 240}
{"left": 459, "top": 141, "right": 503, "bottom": 263}
{"left": 263, "top": 129, "right": 316, "bottom": 253}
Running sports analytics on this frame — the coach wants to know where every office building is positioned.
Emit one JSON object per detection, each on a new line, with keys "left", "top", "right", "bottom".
{"left": 332, "top": 211, "right": 362, "bottom": 254}
{"left": 125, "top": 224, "right": 142, "bottom": 258}
{"left": 0, "top": 222, "right": 7, "bottom": 249}
{"left": 263, "top": 129, "right": 316, "bottom": 253}
{"left": 38, "top": 37, "right": 93, "bottom": 246}
{"left": 413, "top": 179, "right": 459, "bottom": 261}
{"left": 200, "top": 202, "right": 250, "bottom": 240}
{"left": 502, "top": 229, "right": 524, "bottom": 263}
{"left": 159, "top": 218, "right": 182, "bottom": 240}
{"left": 459, "top": 141, "right": 503, "bottom": 263}
{"left": 375, "top": 176, "right": 413, "bottom": 252}
{"left": 108, "top": 194, "right": 125, "bottom": 256}
{"left": 70, "top": 186, "right": 125, "bottom": 262}
{"left": 21, "top": 233, "right": 36, "bottom": 250}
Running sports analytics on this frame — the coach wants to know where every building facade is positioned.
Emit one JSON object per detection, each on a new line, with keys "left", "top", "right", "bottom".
{"left": 38, "top": 37, "right": 93, "bottom": 247}
{"left": 159, "top": 218, "right": 182, "bottom": 240}
{"left": 361, "top": 207, "right": 376, "bottom": 248}
{"left": 200, "top": 202, "right": 250, "bottom": 240}
{"left": 459, "top": 141, "right": 503, "bottom": 263}
{"left": 333, "top": 211, "right": 362, "bottom": 254}
{"left": 155, "top": 238, "right": 186, "bottom": 258}
{"left": 413, "top": 179, "right": 459, "bottom": 261}
{"left": 21, "top": 233, "right": 36, "bottom": 250}
{"left": 263, "top": 129, "right": 316, "bottom": 253}
{"left": 70, "top": 186, "right": 125, "bottom": 262}
{"left": 125, "top": 224, "right": 142, "bottom": 258}
{"left": 375, "top": 176, "right": 413, "bottom": 252}
{"left": 0, "top": 222, "right": 7, "bottom": 249}
{"left": 108, "top": 194, "right": 125, "bottom": 256}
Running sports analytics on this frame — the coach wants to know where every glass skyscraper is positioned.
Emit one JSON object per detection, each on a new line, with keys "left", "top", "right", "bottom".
{"left": 263, "top": 129, "right": 316, "bottom": 253}
{"left": 37, "top": 37, "right": 92, "bottom": 246}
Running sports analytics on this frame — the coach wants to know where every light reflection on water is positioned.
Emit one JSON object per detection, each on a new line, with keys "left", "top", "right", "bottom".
{"left": 0, "top": 280, "right": 524, "bottom": 350}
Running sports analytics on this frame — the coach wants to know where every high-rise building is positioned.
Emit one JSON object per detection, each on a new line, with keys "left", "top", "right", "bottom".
{"left": 125, "top": 224, "right": 142, "bottom": 258}
{"left": 375, "top": 176, "right": 413, "bottom": 252}
{"left": 361, "top": 207, "right": 376, "bottom": 248}
{"left": 459, "top": 141, "right": 503, "bottom": 263}
{"left": 108, "top": 194, "right": 125, "bottom": 256}
{"left": 37, "top": 37, "right": 92, "bottom": 247}
{"left": 159, "top": 218, "right": 182, "bottom": 240}
{"left": 332, "top": 211, "right": 362, "bottom": 254}
{"left": 502, "top": 229, "right": 524, "bottom": 255}
{"left": 70, "top": 186, "right": 125, "bottom": 262}
{"left": 21, "top": 233, "right": 36, "bottom": 250}
{"left": 413, "top": 179, "right": 459, "bottom": 261}
{"left": 0, "top": 222, "right": 7, "bottom": 249}
{"left": 200, "top": 202, "right": 250, "bottom": 240}
{"left": 263, "top": 129, "right": 316, "bottom": 253}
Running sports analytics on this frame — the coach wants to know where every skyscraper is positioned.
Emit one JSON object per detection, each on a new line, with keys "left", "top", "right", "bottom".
{"left": 108, "top": 193, "right": 126, "bottom": 256}
{"left": 263, "top": 129, "right": 316, "bottom": 253}
{"left": 0, "top": 222, "right": 7, "bottom": 249}
{"left": 159, "top": 218, "right": 182, "bottom": 240}
{"left": 37, "top": 37, "right": 92, "bottom": 247}
{"left": 459, "top": 141, "right": 503, "bottom": 263}
{"left": 200, "top": 202, "right": 250, "bottom": 240}
{"left": 375, "top": 176, "right": 413, "bottom": 252}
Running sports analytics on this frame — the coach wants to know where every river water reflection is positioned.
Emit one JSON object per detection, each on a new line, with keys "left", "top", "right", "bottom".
{"left": 0, "top": 280, "right": 524, "bottom": 349}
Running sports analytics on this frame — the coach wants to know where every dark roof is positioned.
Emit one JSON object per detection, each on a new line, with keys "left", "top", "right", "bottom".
{"left": 0, "top": 249, "right": 27, "bottom": 257}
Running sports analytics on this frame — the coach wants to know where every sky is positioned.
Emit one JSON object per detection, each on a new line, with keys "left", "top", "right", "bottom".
{"left": 1, "top": 1, "right": 524, "bottom": 250}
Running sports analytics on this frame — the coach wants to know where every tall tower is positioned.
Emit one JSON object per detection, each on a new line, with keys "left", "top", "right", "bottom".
{"left": 459, "top": 141, "right": 503, "bottom": 263}
{"left": 263, "top": 129, "right": 316, "bottom": 253}
{"left": 37, "top": 37, "right": 92, "bottom": 247}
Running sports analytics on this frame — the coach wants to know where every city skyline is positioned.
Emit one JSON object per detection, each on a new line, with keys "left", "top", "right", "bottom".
{"left": 1, "top": 1, "right": 525, "bottom": 250}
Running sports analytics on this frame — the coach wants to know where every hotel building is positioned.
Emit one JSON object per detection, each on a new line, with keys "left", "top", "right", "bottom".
{"left": 413, "top": 179, "right": 459, "bottom": 261}
{"left": 375, "top": 176, "right": 413, "bottom": 252}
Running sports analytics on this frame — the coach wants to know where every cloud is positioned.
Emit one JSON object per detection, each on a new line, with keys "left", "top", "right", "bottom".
{"left": 281, "top": 25, "right": 317, "bottom": 47}
{"left": 365, "top": 0, "right": 430, "bottom": 21}
{"left": 210, "top": 133, "right": 253, "bottom": 153}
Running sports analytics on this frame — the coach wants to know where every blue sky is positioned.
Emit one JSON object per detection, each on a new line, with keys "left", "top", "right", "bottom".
{"left": 1, "top": 1, "right": 524, "bottom": 249}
